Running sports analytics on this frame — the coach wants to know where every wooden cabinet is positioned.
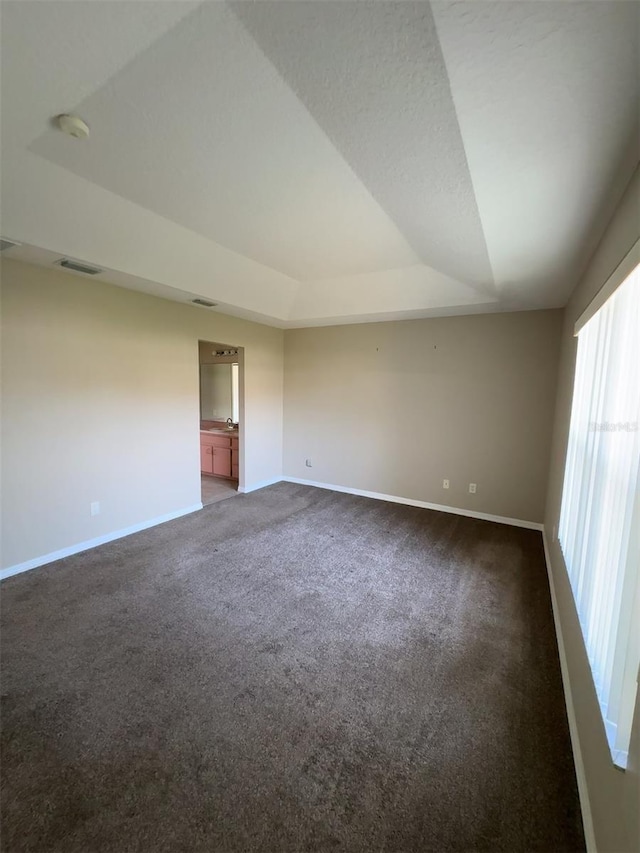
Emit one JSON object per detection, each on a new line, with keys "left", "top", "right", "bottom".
{"left": 213, "top": 446, "right": 231, "bottom": 478}
{"left": 231, "top": 437, "right": 239, "bottom": 480}
{"left": 200, "top": 443, "right": 214, "bottom": 475}
{"left": 200, "top": 431, "right": 238, "bottom": 481}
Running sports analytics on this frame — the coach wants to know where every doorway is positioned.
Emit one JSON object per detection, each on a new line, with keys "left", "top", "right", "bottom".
{"left": 198, "top": 340, "right": 244, "bottom": 506}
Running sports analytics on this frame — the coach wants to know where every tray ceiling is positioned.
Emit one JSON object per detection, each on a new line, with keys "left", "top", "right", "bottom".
{"left": 1, "top": 1, "right": 638, "bottom": 327}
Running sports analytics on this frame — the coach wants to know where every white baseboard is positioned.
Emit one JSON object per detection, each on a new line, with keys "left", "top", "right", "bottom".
{"left": 0, "top": 503, "right": 203, "bottom": 581}
{"left": 283, "top": 476, "right": 543, "bottom": 530}
{"left": 238, "top": 476, "right": 282, "bottom": 494}
{"left": 541, "top": 529, "right": 596, "bottom": 852}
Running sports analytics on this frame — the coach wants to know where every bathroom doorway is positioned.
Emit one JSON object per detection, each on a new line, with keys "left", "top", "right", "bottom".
{"left": 198, "top": 340, "right": 244, "bottom": 506}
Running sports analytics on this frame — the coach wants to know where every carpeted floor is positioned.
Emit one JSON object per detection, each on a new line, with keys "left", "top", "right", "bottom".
{"left": 1, "top": 482, "right": 584, "bottom": 852}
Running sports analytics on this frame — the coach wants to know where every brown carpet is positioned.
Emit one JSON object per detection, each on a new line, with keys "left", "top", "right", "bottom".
{"left": 0, "top": 482, "right": 584, "bottom": 852}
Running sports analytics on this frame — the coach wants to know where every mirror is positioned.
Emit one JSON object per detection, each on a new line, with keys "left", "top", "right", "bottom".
{"left": 200, "top": 363, "right": 239, "bottom": 422}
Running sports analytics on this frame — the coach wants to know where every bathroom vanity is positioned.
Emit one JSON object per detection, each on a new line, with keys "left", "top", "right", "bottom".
{"left": 200, "top": 427, "right": 239, "bottom": 481}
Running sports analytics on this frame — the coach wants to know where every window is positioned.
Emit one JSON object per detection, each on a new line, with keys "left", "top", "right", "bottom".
{"left": 559, "top": 257, "right": 639, "bottom": 769}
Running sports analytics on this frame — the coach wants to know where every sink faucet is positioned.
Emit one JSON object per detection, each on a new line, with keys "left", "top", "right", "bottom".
{"left": 227, "top": 418, "right": 234, "bottom": 429}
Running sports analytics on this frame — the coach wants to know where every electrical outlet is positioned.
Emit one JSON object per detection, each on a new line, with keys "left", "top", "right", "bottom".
{"left": 90, "top": 501, "right": 100, "bottom": 516}
{"left": 305, "top": 458, "right": 312, "bottom": 468}
{"left": 468, "top": 483, "right": 477, "bottom": 494}
{"left": 443, "top": 479, "right": 450, "bottom": 489}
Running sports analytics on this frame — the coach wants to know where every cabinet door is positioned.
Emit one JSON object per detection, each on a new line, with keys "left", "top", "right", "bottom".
{"left": 212, "top": 447, "right": 232, "bottom": 478}
{"left": 200, "top": 444, "right": 214, "bottom": 475}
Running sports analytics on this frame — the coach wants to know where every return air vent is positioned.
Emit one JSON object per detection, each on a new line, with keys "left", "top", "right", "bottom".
{"left": 192, "top": 298, "right": 217, "bottom": 308}
{"left": 0, "top": 238, "right": 20, "bottom": 252}
{"left": 56, "top": 258, "right": 102, "bottom": 275}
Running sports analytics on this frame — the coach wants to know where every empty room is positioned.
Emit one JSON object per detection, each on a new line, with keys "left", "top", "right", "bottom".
{"left": 1, "top": 2, "right": 638, "bottom": 852}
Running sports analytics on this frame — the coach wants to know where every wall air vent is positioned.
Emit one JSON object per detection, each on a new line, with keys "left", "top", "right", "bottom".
{"left": 56, "top": 258, "right": 102, "bottom": 275}
{"left": 0, "top": 238, "right": 20, "bottom": 252}
{"left": 192, "top": 298, "right": 217, "bottom": 308}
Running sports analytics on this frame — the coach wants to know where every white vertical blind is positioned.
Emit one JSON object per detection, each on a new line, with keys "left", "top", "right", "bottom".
{"left": 559, "top": 262, "right": 640, "bottom": 769}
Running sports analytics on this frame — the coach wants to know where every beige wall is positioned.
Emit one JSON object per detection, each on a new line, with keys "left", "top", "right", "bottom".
{"left": 544, "top": 165, "right": 640, "bottom": 853}
{"left": 0, "top": 259, "right": 284, "bottom": 571}
{"left": 284, "top": 309, "right": 562, "bottom": 523}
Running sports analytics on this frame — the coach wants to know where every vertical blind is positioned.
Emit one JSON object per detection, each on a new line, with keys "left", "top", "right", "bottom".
{"left": 559, "top": 261, "right": 640, "bottom": 769}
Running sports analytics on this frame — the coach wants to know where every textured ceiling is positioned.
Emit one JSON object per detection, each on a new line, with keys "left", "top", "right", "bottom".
{"left": 232, "top": 0, "right": 496, "bottom": 292}
{"left": 1, "top": 1, "right": 638, "bottom": 327}
{"left": 29, "top": 2, "right": 420, "bottom": 283}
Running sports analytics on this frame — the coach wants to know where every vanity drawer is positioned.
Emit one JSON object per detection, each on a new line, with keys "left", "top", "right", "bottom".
{"left": 211, "top": 434, "right": 232, "bottom": 449}
{"left": 200, "top": 433, "right": 232, "bottom": 449}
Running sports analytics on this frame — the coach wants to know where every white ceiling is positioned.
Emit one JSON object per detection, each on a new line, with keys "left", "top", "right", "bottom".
{"left": 1, "top": 1, "right": 638, "bottom": 328}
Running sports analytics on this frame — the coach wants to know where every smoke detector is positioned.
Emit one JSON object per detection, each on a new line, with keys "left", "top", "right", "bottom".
{"left": 56, "top": 114, "right": 90, "bottom": 140}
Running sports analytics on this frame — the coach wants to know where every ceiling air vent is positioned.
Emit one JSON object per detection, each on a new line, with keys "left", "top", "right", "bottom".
{"left": 0, "top": 238, "right": 20, "bottom": 252}
{"left": 192, "top": 298, "right": 217, "bottom": 308}
{"left": 56, "top": 258, "right": 102, "bottom": 275}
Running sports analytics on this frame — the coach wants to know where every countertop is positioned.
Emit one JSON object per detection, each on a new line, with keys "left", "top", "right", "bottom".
{"left": 200, "top": 428, "right": 239, "bottom": 436}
